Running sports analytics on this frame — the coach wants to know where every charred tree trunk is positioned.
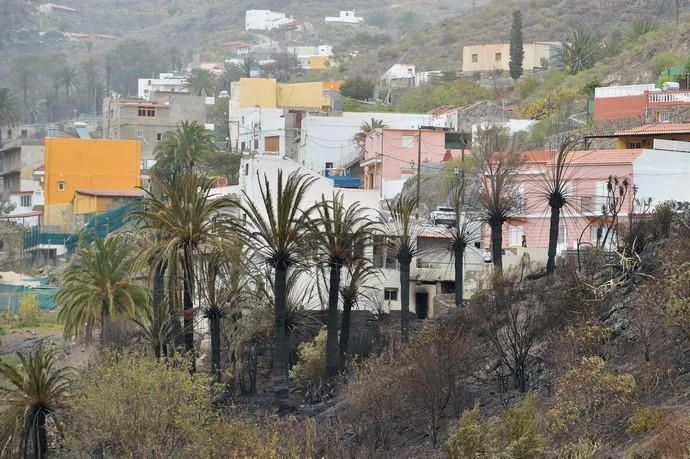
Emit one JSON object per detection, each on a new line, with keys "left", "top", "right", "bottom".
{"left": 546, "top": 205, "right": 561, "bottom": 275}
{"left": 326, "top": 261, "right": 342, "bottom": 377}
{"left": 99, "top": 300, "right": 110, "bottom": 345}
{"left": 400, "top": 255, "right": 412, "bottom": 342}
{"left": 490, "top": 222, "right": 504, "bottom": 272}
{"left": 34, "top": 409, "right": 47, "bottom": 459}
{"left": 209, "top": 308, "right": 222, "bottom": 379}
{"left": 454, "top": 245, "right": 464, "bottom": 307}
{"left": 273, "top": 262, "right": 291, "bottom": 411}
{"left": 339, "top": 295, "right": 353, "bottom": 365}
{"left": 182, "top": 248, "right": 195, "bottom": 358}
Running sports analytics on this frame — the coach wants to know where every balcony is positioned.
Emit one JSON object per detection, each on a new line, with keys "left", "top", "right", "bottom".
{"left": 647, "top": 91, "right": 690, "bottom": 105}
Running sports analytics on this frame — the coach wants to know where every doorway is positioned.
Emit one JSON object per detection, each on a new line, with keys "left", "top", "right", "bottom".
{"left": 415, "top": 291, "right": 429, "bottom": 319}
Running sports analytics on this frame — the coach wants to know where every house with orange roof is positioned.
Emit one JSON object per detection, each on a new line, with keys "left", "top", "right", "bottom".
{"left": 500, "top": 145, "right": 690, "bottom": 258}
{"left": 586, "top": 123, "right": 690, "bottom": 150}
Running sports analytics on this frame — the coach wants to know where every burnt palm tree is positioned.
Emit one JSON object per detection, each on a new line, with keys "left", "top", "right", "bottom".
{"left": 133, "top": 174, "right": 235, "bottom": 356}
{"left": 0, "top": 345, "right": 73, "bottom": 459}
{"left": 475, "top": 127, "right": 523, "bottom": 272}
{"left": 541, "top": 136, "right": 578, "bottom": 275}
{"left": 443, "top": 178, "right": 480, "bottom": 306}
{"left": 310, "top": 193, "right": 375, "bottom": 376}
{"left": 379, "top": 194, "right": 420, "bottom": 342}
{"left": 237, "top": 170, "right": 316, "bottom": 408}
{"left": 56, "top": 238, "right": 147, "bottom": 344}
{"left": 339, "top": 259, "right": 379, "bottom": 363}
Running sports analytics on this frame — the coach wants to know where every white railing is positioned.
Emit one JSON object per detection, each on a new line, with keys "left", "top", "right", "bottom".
{"left": 648, "top": 91, "right": 690, "bottom": 104}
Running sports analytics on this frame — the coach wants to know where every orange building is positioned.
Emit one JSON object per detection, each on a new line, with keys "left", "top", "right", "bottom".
{"left": 43, "top": 138, "right": 141, "bottom": 230}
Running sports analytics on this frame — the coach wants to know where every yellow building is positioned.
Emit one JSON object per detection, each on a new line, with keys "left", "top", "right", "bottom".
{"left": 306, "top": 55, "right": 331, "bottom": 70}
{"left": 462, "top": 42, "right": 560, "bottom": 74}
{"left": 44, "top": 138, "right": 141, "bottom": 230}
{"left": 238, "top": 78, "right": 345, "bottom": 110}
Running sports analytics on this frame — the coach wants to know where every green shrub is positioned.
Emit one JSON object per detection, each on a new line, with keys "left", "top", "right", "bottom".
{"left": 557, "top": 437, "right": 605, "bottom": 458}
{"left": 290, "top": 327, "right": 328, "bottom": 389}
{"left": 62, "top": 353, "right": 219, "bottom": 457}
{"left": 627, "top": 407, "right": 663, "bottom": 434}
{"left": 18, "top": 292, "right": 39, "bottom": 327}
{"left": 445, "top": 393, "right": 548, "bottom": 459}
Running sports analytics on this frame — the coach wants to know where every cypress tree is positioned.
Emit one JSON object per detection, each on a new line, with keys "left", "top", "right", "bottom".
{"left": 509, "top": 10, "right": 524, "bottom": 81}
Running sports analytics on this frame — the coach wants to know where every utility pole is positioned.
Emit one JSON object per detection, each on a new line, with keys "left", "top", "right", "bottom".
{"left": 416, "top": 128, "right": 421, "bottom": 218}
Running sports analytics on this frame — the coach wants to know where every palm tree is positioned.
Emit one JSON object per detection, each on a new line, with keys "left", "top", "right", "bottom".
{"left": 310, "top": 193, "right": 375, "bottom": 376}
{"left": 184, "top": 69, "right": 216, "bottom": 96}
{"left": 133, "top": 174, "right": 235, "bottom": 356}
{"left": 339, "top": 259, "right": 379, "bottom": 363}
{"left": 354, "top": 118, "right": 387, "bottom": 154}
{"left": 0, "top": 345, "right": 73, "bottom": 459}
{"left": 240, "top": 56, "right": 257, "bottom": 78}
{"left": 59, "top": 65, "right": 78, "bottom": 99}
{"left": 56, "top": 238, "right": 147, "bottom": 344}
{"left": 540, "top": 136, "right": 577, "bottom": 275}
{"left": 151, "top": 121, "right": 216, "bottom": 183}
{"left": 82, "top": 54, "right": 100, "bottom": 114}
{"left": 237, "top": 170, "right": 316, "bottom": 408}
{"left": 218, "top": 62, "right": 242, "bottom": 93}
{"left": 196, "top": 246, "right": 247, "bottom": 379}
{"left": 475, "top": 127, "right": 523, "bottom": 272}
{"left": 625, "top": 19, "right": 657, "bottom": 43}
{"left": 443, "top": 177, "right": 480, "bottom": 306}
{"left": 556, "top": 29, "right": 604, "bottom": 75}
{"left": 379, "top": 194, "right": 420, "bottom": 342}
{"left": 0, "top": 88, "right": 20, "bottom": 144}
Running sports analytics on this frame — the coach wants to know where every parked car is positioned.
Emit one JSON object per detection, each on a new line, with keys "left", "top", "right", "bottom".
{"left": 429, "top": 206, "right": 456, "bottom": 225}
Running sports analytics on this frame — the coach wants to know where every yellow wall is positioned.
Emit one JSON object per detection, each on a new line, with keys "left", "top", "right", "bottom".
{"left": 44, "top": 138, "right": 141, "bottom": 207}
{"left": 72, "top": 194, "right": 114, "bottom": 215}
{"left": 240, "top": 78, "right": 345, "bottom": 109}
{"left": 239, "top": 78, "right": 278, "bottom": 108}
{"left": 615, "top": 134, "right": 690, "bottom": 149}
{"left": 307, "top": 55, "right": 331, "bottom": 70}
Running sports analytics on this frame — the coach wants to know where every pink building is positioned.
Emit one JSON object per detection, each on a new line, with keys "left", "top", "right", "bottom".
{"left": 503, "top": 149, "right": 643, "bottom": 252}
{"left": 361, "top": 128, "right": 455, "bottom": 198}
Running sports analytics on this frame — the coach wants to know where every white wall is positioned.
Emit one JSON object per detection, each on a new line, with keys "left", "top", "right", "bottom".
{"left": 299, "top": 112, "right": 433, "bottom": 174}
{"left": 236, "top": 107, "right": 286, "bottom": 155}
{"left": 245, "top": 9, "right": 292, "bottom": 30}
{"left": 137, "top": 74, "right": 188, "bottom": 100}
{"left": 634, "top": 149, "right": 690, "bottom": 204}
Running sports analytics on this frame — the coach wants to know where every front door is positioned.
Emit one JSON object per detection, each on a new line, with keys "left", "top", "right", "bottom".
{"left": 415, "top": 291, "right": 429, "bottom": 319}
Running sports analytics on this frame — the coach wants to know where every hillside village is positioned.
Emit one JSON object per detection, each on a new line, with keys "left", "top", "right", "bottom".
{"left": 2, "top": 0, "right": 690, "bottom": 457}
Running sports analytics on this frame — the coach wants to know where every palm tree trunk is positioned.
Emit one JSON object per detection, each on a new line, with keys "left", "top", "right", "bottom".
{"left": 209, "top": 308, "right": 221, "bottom": 379}
{"left": 153, "top": 260, "right": 165, "bottom": 358}
{"left": 34, "top": 410, "right": 47, "bottom": 459}
{"left": 273, "top": 263, "right": 290, "bottom": 410}
{"left": 182, "top": 248, "right": 195, "bottom": 355}
{"left": 99, "top": 300, "right": 110, "bottom": 344}
{"left": 326, "top": 261, "right": 342, "bottom": 377}
{"left": 454, "top": 247, "right": 464, "bottom": 306}
{"left": 400, "top": 259, "right": 411, "bottom": 342}
{"left": 491, "top": 223, "right": 503, "bottom": 272}
{"left": 339, "top": 295, "right": 353, "bottom": 365}
{"left": 546, "top": 205, "right": 561, "bottom": 275}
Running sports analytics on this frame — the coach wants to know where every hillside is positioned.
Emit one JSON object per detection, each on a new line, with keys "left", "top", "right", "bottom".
{"left": 341, "top": 0, "right": 685, "bottom": 76}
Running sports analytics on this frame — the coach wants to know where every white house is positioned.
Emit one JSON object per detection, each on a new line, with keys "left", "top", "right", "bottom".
{"left": 324, "top": 10, "right": 363, "bottom": 24}
{"left": 137, "top": 73, "right": 189, "bottom": 100}
{"left": 232, "top": 154, "right": 489, "bottom": 318}
{"left": 287, "top": 45, "right": 335, "bottom": 70}
{"left": 298, "top": 112, "right": 434, "bottom": 174}
{"left": 245, "top": 9, "right": 295, "bottom": 31}
{"left": 4, "top": 191, "right": 42, "bottom": 227}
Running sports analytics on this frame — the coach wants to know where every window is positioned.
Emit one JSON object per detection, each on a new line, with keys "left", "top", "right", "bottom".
{"left": 137, "top": 129, "right": 144, "bottom": 139}
{"left": 58, "top": 181, "right": 65, "bottom": 191}
{"left": 596, "top": 181, "right": 608, "bottom": 212}
{"left": 21, "top": 129, "right": 28, "bottom": 138}
{"left": 471, "top": 54, "right": 478, "bottom": 63}
{"left": 510, "top": 226, "right": 524, "bottom": 246}
{"left": 558, "top": 223, "right": 568, "bottom": 245}
{"left": 629, "top": 141, "right": 642, "bottom": 149}
{"left": 325, "top": 162, "right": 334, "bottom": 169}
{"left": 384, "top": 288, "right": 398, "bottom": 301}
{"left": 373, "top": 235, "right": 400, "bottom": 270}
{"left": 244, "top": 163, "right": 249, "bottom": 176}
{"left": 7, "top": 129, "right": 12, "bottom": 138}
{"left": 495, "top": 52, "right": 502, "bottom": 61}
{"left": 513, "top": 183, "right": 525, "bottom": 213}
{"left": 156, "top": 132, "right": 163, "bottom": 141}
{"left": 401, "top": 135, "right": 415, "bottom": 148}
{"left": 656, "top": 111, "right": 670, "bottom": 123}
{"left": 137, "top": 107, "right": 155, "bottom": 117}
{"left": 20, "top": 195, "right": 31, "bottom": 207}
{"left": 241, "top": 141, "right": 246, "bottom": 151}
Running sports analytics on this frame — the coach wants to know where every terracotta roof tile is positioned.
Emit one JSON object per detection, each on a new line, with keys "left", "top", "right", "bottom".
{"left": 614, "top": 123, "right": 690, "bottom": 136}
